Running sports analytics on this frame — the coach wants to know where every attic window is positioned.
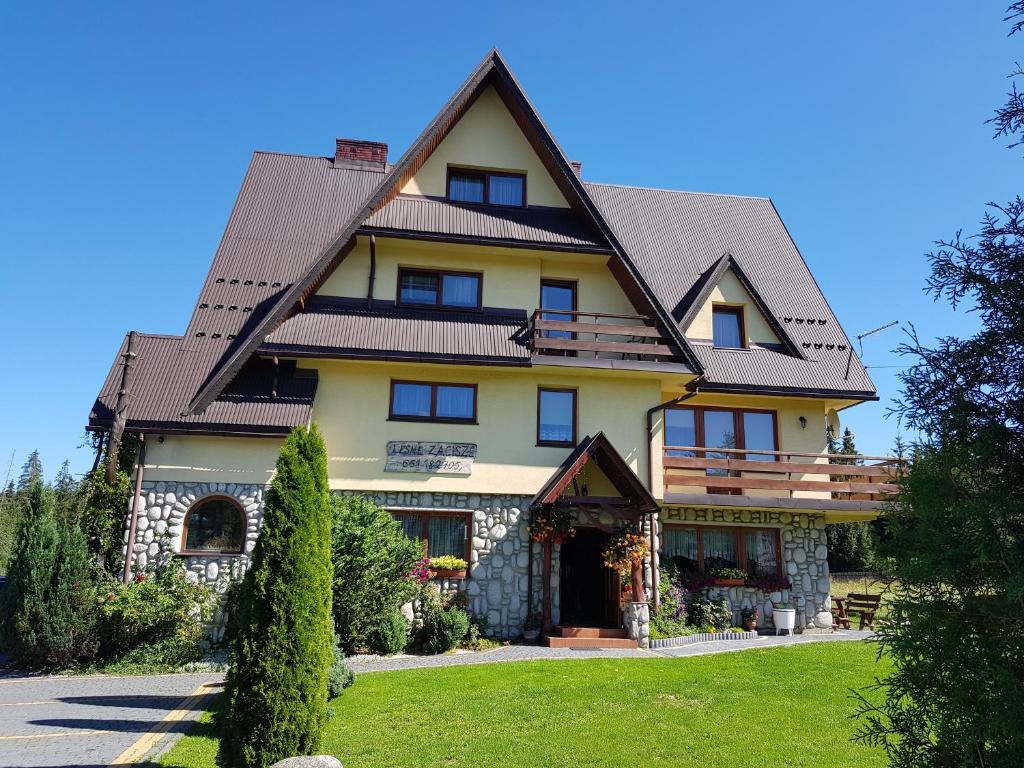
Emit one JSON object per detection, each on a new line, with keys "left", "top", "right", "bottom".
{"left": 712, "top": 306, "right": 745, "bottom": 349}
{"left": 447, "top": 168, "right": 525, "bottom": 207}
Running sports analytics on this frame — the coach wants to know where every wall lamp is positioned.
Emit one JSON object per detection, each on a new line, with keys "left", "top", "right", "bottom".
{"left": 799, "top": 416, "right": 808, "bottom": 430}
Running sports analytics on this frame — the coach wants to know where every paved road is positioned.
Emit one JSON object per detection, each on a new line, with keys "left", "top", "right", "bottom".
{"left": 0, "top": 672, "right": 222, "bottom": 768}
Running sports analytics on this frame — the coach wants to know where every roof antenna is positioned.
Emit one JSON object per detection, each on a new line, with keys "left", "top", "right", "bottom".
{"left": 845, "top": 320, "right": 898, "bottom": 380}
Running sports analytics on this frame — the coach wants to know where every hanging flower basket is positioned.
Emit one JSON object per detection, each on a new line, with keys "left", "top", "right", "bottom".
{"left": 528, "top": 508, "right": 576, "bottom": 544}
{"left": 601, "top": 527, "right": 649, "bottom": 578}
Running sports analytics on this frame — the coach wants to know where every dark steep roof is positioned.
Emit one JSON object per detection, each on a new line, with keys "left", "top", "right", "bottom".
{"left": 90, "top": 334, "right": 317, "bottom": 435}
{"left": 361, "top": 195, "right": 610, "bottom": 251}
{"left": 262, "top": 297, "right": 530, "bottom": 365}
{"left": 584, "top": 183, "right": 876, "bottom": 397}
{"left": 90, "top": 51, "right": 877, "bottom": 437}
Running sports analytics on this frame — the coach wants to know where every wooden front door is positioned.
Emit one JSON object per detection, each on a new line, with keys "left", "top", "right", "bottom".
{"left": 559, "top": 527, "right": 619, "bottom": 627}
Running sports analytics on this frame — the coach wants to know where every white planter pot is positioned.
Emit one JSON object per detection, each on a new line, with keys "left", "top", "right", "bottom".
{"left": 773, "top": 608, "right": 797, "bottom": 636}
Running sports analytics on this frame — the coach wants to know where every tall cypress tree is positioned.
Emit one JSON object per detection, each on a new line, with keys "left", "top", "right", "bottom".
{"left": 218, "top": 425, "right": 334, "bottom": 768}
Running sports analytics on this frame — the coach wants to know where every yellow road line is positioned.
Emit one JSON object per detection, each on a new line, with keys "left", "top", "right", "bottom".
{"left": 0, "top": 700, "right": 59, "bottom": 707}
{"left": 0, "top": 729, "right": 116, "bottom": 740}
{"left": 109, "top": 681, "right": 219, "bottom": 766}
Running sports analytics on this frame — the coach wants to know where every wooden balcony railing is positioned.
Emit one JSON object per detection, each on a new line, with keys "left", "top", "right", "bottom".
{"left": 663, "top": 446, "right": 906, "bottom": 502}
{"left": 529, "top": 309, "right": 678, "bottom": 361}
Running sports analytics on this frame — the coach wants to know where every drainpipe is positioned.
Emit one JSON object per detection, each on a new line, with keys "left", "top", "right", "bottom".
{"left": 121, "top": 434, "right": 146, "bottom": 585}
{"left": 366, "top": 234, "right": 376, "bottom": 308}
{"left": 644, "top": 376, "right": 704, "bottom": 609}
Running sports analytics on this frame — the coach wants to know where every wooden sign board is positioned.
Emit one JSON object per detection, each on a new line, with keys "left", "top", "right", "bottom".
{"left": 385, "top": 441, "right": 478, "bottom": 475}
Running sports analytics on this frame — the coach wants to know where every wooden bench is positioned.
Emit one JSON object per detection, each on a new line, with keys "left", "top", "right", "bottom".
{"left": 843, "top": 593, "right": 881, "bottom": 631}
{"left": 831, "top": 596, "right": 850, "bottom": 630}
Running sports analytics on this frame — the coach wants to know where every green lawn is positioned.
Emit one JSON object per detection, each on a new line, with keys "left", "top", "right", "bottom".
{"left": 162, "top": 642, "right": 887, "bottom": 768}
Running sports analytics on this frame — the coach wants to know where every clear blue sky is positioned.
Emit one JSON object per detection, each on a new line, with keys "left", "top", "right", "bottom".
{"left": 0, "top": 2, "right": 1019, "bottom": 482}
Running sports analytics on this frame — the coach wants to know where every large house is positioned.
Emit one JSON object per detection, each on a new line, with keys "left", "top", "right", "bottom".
{"left": 89, "top": 50, "right": 894, "bottom": 646}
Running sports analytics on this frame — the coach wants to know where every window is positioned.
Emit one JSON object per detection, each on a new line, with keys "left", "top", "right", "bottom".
{"left": 537, "top": 387, "right": 576, "bottom": 446}
{"left": 391, "top": 511, "right": 470, "bottom": 560}
{"left": 663, "top": 526, "right": 781, "bottom": 578}
{"left": 712, "top": 305, "right": 745, "bottom": 348}
{"left": 665, "top": 406, "right": 777, "bottom": 458}
{"left": 447, "top": 168, "right": 525, "bottom": 207}
{"left": 390, "top": 381, "right": 477, "bottom": 423}
{"left": 182, "top": 497, "right": 245, "bottom": 554}
{"left": 538, "top": 279, "right": 577, "bottom": 356}
{"left": 398, "top": 268, "right": 482, "bottom": 309}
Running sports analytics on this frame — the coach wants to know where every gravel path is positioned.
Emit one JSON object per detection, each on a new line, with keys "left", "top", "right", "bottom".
{"left": 346, "top": 629, "right": 874, "bottom": 673}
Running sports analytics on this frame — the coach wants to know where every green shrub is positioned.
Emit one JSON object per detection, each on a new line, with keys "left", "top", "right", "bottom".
{"left": 328, "top": 634, "right": 355, "bottom": 700}
{"left": 97, "top": 563, "right": 212, "bottom": 663}
{"left": 422, "top": 607, "right": 470, "bottom": 654}
{"left": 365, "top": 607, "right": 408, "bottom": 655}
{"left": 686, "top": 596, "right": 732, "bottom": 632}
{"left": 0, "top": 482, "right": 101, "bottom": 668}
{"left": 651, "top": 573, "right": 690, "bottom": 638}
{"left": 331, "top": 495, "right": 422, "bottom": 654}
{"left": 219, "top": 425, "right": 335, "bottom": 768}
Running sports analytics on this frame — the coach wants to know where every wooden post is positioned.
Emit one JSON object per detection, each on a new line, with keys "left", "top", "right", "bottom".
{"left": 631, "top": 559, "right": 644, "bottom": 604}
{"left": 542, "top": 538, "right": 553, "bottom": 632}
{"left": 106, "top": 331, "right": 138, "bottom": 484}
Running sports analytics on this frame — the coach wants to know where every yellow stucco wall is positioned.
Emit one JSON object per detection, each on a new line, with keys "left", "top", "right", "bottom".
{"left": 142, "top": 436, "right": 283, "bottom": 484}
{"left": 684, "top": 269, "right": 781, "bottom": 346}
{"left": 307, "top": 359, "right": 662, "bottom": 494}
{"left": 399, "top": 85, "right": 569, "bottom": 208}
{"left": 318, "top": 237, "right": 636, "bottom": 316}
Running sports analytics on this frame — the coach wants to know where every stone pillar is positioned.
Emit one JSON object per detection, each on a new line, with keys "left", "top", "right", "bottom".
{"left": 622, "top": 601, "right": 650, "bottom": 649}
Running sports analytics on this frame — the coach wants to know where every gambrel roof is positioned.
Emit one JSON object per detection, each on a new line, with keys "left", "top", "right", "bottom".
{"left": 89, "top": 49, "right": 875, "bottom": 437}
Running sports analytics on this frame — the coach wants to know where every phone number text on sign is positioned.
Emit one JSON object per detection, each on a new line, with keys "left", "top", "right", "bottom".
{"left": 384, "top": 441, "right": 478, "bottom": 475}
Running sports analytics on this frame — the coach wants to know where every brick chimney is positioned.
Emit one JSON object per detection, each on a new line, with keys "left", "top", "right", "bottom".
{"left": 569, "top": 160, "right": 583, "bottom": 177}
{"left": 335, "top": 138, "right": 388, "bottom": 170}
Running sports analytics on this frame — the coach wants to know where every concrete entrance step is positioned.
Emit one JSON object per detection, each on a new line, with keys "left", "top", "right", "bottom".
{"left": 552, "top": 626, "right": 629, "bottom": 639}
{"left": 543, "top": 626, "right": 637, "bottom": 649}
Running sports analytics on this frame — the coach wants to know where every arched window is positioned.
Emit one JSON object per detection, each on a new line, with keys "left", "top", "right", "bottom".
{"left": 182, "top": 497, "right": 245, "bottom": 554}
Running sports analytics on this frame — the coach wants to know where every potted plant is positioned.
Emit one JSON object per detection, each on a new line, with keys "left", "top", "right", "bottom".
{"left": 710, "top": 567, "right": 749, "bottom": 586}
{"left": 528, "top": 508, "right": 576, "bottom": 544}
{"left": 522, "top": 613, "right": 542, "bottom": 643}
{"left": 772, "top": 601, "right": 797, "bottom": 636}
{"left": 602, "top": 526, "right": 650, "bottom": 600}
{"left": 428, "top": 555, "right": 468, "bottom": 579}
{"left": 740, "top": 606, "right": 758, "bottom": 632}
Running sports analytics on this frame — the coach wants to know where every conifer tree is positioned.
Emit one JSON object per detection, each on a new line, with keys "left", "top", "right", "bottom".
{"left": 16, "top": 450, "right": 43, "bottom": 492}
{"left": 825, "top": 428, "right": 875, "bottom": 571}
{"left": 0, "top": 481, "right": 99, "bottom": 667}
{"left": 218, "top": 425, "right": 334, "bottom": 768}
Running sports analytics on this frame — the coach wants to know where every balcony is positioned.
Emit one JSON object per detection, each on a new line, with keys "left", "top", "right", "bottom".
{"left": 528, "top": 310, "right": 688, "bottom": 371}
{"left": 662, "top": 445, "right": 906, "bottom": 513}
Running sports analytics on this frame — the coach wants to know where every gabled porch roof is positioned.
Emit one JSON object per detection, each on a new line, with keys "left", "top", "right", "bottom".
{"left": 530, "top": 432, "right": 659, "bottom": 515}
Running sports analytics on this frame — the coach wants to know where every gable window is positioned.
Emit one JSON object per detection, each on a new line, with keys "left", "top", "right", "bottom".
{"left": 663, "top": 526, "right": 781, "bottom": 578}
{"left": 182, "top": 497, "right": 245, "bottom": 554}
{"left": 392, "top": 511, "right": 471, "bottom": 561}
{"left": 447, "top": 168, "right": 525, "bottom": 207}
{"left": 398, "top": 268, "right": 482, "bottom": 310}
{"left": 712, "top": 305, "right": 745, "bottom": 348}
{"left": 537, "top": 387, "right": 576, "bottom": 446}
{"left": 390, "top": 381, "right": 477, "bottom": 423}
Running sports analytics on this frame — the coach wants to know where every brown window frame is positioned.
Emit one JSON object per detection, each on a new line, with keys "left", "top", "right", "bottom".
{"left": 667, "top": 405, "right": 780, "bottom": 458}
{"left": 661, "top": 524, "right": 783, "bottom": 578}
{"left": 179, "top": 495, "right": 246, "bottom": 556}
{"left": 446, "top": 166, "right": 527, "bottom": 208}
{"left": 536, "top": 386, "right": 578, "bottom": 447}
{"left": 396, "top": 267, "right": 483, "bottom": 311}
{"left": 388, "top": 380, "right": 478, "bottom": 424}
{"left": 711, "top": 304, "right": 747, "bottom": 349}
{"left": 390, "top": 510, "right": 473, "bottom": 564}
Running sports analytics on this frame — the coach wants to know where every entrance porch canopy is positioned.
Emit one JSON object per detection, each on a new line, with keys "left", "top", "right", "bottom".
{"left": 529, "top": 433, "right": 659, "bottom": 630}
